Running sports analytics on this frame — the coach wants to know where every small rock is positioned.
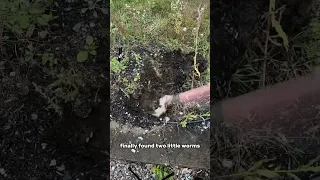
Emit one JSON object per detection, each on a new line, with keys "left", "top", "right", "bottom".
{"left": 0, "top": 168, "right": 7, "bottom": 177}
{"left": 38, "top": 31, "right": 48, "bottom": 39}
{"left": 63, "top": 171, "right": 72, "bottom": 180}
{"left": 49, "top": 159, "right": 57, "bottom": 166}
{"left": 64, "top": 7, "right": 72, "bottom": 11}
{"left": 41, "top": 143, "right": 47, "bottom": 149}
{"left": 31, "top": 113, "right": 38, "bottom": 120}
{"left": 138, "top": 137, "right": 143, "bottom": 140}
{"left": 4, "top": 124, "right": 11, "bottom": 130}
{"left": 89, "top": 22, "right": 95, "bottom": 27}
{"left": 181, "top": 168, "right": 192, "bottom": 174}
{"left": 89, "top": 132, "right": 93, "bottom": 138}
{"left": 165, "top": 117, "right": 170, "bottom": 123}
{"left": 100, "top": 8, "right": 108, "bottom": 14}
{"left": 72, "top": 22, "right": 82, "bottom": 32}
{"left": 131, "top": 149, "right": 136, "bottom": 153}
{"left": 222, "top": 159, "right": 234, "bottom": 168}
{"left": 57, "top": 164, "right": 65, "bottom": 171}
{"left": 81, "top": 8, "right": 88, "bottom": 13}
{"left": 93, "top": 10, "right": 98, "bottom": 18}
{"left": 86, "top": 137, "right": 90, "bottom": 143}
{"left": 9, "top": 71, "right": 16, "bottom": 76}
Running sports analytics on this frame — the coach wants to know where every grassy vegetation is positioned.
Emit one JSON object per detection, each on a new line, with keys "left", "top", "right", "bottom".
{"left": 0, "top": 0, "right": 56, "bottom": 37}
{"left": 110, "top": 0, "right": 210, "bottom": 130}
{"left": 0, "top": 0, "right": 105, "bottom": 115}
{"left": 110, "top": 0, "right": 209, "bottom": 55}
{"left": 212, "top": 125, "right": 320, "bottom": 179}
{"left": 221, "top": 0, "right": 320, "bottom": 98}
{"left": 211, "top": 0, "right": 320, "bottom": 179}
{"left": 110, "top": 0, "right": 210, "bottom": 89}
{"left": 150, "top": 165, "right": 174, "bottom": 180}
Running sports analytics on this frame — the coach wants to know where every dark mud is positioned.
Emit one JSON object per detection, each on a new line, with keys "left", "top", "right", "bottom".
{"left": 110, "top": 46, "right": 209, "bottom": 128}
{"left": 0, "top": 0, "right": 110, "bottom": 179}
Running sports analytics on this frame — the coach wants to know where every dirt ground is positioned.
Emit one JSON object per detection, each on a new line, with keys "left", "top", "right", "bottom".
{"left": 0, "top": 0, "right": 110, "bottom": 179}
{"left": 110, "top": 45, "right": 209, "bottom": 129}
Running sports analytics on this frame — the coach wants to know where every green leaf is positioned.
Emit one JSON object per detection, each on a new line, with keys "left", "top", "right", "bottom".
{"left": 270, "top": 0, "right": 289, "bottom": 51}
{"left": 37, "top": 17, "right": 48, "bottom": 26}
{"left": 181, "top": 121, "right": 187, "bottom": 128}
{"left": 134, "top": 75, "right": 140, "bottom": 82}
{"left": 308, "top": 166, "right": 320, "bottom": 172}
{"left": 19, "top": 15, "right": 30, "bottom": 29}
{"left": 303, "top": 155, "right": 320, "bottom": 168}
{"left": 287, "top": 173, "right": 301, "bottom": 180}
{"left": 86, "top": 36, "right": 94, "bottom": 45}
{"left": 27, "top": 44, "right": 33, "bottom": 51}
{"left": 248, "top": 160, "right": 269, "bottom": 172}
{"left": 42, "top": 57, "right": 48, "bottom": 65}
{"left": 77, "top": 51, "right": 88, "bottom": 62}
{"left": 89, "top": 50, "right": 97, "bottom": 55}
{"left": 28, "top": 8, "right": 44, "bottom": 14}
{"left": 91, "top": 45, "right": 98, "bottom": 49}
{"left": 42, "top": 14, "right": 53, "bottom": 21}
{"left": 26, "top": 24, "right": 35, "bottom": 38}
{"left": 255, "top": 169, "right": 279, "bottom": 178}
{"left": 244, "top": 176, "right": 261, "bottom": 180}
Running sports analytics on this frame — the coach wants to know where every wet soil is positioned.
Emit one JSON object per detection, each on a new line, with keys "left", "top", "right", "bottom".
{"left": 0, "top": 0, "right": 110, "bottom": 179}
{"left": 110, "top": 45, "right": 209, "bottom": 128}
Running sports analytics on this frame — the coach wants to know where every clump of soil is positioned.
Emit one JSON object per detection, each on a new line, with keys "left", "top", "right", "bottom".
{"left": 110, "top": 45, "right": 208, "bottom": 128}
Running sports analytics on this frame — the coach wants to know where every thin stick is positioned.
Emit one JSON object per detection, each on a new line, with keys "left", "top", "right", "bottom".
{"left": 128, "top": 166, "right": 142, "bottom": 180}
{"left": 262, "top": 0, "right": 272, "bottom": 88}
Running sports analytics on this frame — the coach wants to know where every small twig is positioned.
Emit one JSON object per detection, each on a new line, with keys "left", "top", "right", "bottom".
{"left": 0, "top": 25, "right": 3, "bottom": 44}
{"left": 191, "top": 4, "right": 204, "bottom": 89}
{"left": 94, "top": 85, "right": 103, "bottom": 103}
{"left": 268, "top": 36, "right": 282, "bottom": 46}
{"left": 128, "top": 166, "right": 142, "bottom": 180}
{"left": 163, "top": 172, "right": 175, "bottom": 180}
{"left": 261, "top": 0, "right": 272, "bottom": 88}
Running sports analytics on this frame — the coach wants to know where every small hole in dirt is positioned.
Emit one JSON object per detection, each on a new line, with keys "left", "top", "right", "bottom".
{"left": 111, "top": 48, "right": 208, "bottom": 127}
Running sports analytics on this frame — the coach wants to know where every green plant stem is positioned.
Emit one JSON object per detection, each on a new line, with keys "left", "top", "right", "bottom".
{"left": 191, "top": 4, "right": 203, "bottom": 89}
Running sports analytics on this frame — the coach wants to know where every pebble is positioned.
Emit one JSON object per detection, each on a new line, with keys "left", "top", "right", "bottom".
{"left": 49, "top": 159, "right": 57, "bottom": 166}
{"left": 222, "top": 159, "right": 234, "bottom": 168}
{"left": 31, "top": 113, "right": 38, "bottom": 120}
{"left": 41, "top": 143, "right": 47, "bottom": 149}
{"left": 0, "top": 168, "right": 7, "bottom": 177}
{"left": 89, "top": 22, "right": 95, "bottom": 27}
{"left": 72, "top": 22, "right": 83, "bottom": 32}
{"left": 110, "top": 160, "right": 206, "bottom": 180}
{"left": 9, "top": 71, "right": 16, "bottom": 77}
